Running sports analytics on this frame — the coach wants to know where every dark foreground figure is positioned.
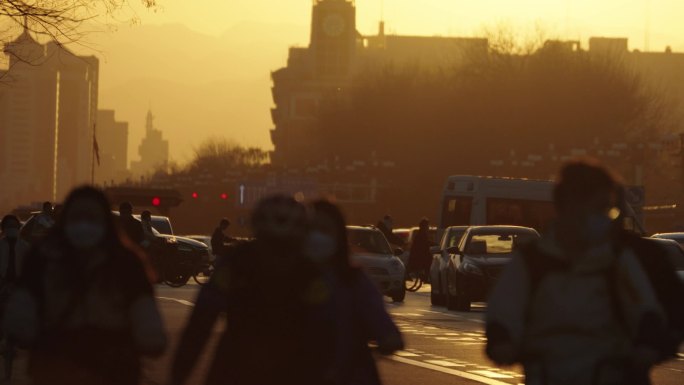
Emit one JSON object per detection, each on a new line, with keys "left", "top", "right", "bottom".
{"left": 4, "top": 187, "right": 167, "bottom": 385}
{"left": 486, "top": 160, "right": 684, "bottom": 385}
{"left": 172, "top": 196, "right": 333, "bottom": 385}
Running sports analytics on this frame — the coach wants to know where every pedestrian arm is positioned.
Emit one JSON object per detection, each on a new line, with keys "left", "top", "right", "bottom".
{"left": 358, "top": 274, "right": 404, "bottom": 354}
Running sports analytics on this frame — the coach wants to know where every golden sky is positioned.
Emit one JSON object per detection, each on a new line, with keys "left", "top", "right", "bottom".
{"left": 94, "top": 0, "right": 684, "bottom": 163}
{"left": 139, "top": 0, "right": 684, "bottom": 51}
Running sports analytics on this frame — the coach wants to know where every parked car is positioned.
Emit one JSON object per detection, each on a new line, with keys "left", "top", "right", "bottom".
{"left": 649, "top": 237, "right": 684, "bottom": 282}
{"left": 652, "top": 232, "right": 684, "bottom": 246}
{"left": 443, "top": 225, "right": 540, "bottom": 311}
{"left": 429, "top": 226, "right": 469, "bottom": 305}
{"left": 348, "top": 226, "right": 406, "bottom": 302}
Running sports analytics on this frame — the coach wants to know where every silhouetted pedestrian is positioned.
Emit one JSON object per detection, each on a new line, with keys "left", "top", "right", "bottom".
{"left": 171, "top": 195, "right": 332, "bottom": 385}
{"left": 4, "top": 186, "right": 166, "bottom": 385}
{"left": 210, "top": 218, "right": 232, "bottom": 258}
{"left": 376, "top": 215, "right": 401, "bottom": 246}
{"left": 140, "top": 210, "right": 156, "bottom": 247}
{"left": 23, "top": 201, "right": 55, "bottom": 244}
{"left": 0, "top": 215, "right": 28, "bottom": 286}
{"left": 486, "top": 161, "right": 666, "bottom": 385}
{"left": 407, "top": 218, "right": 432, "bottom": 277}
{"left": 307, "top": 200, "right": 404, "bottom": 385}
{"left": 118, "top": 202, "right": 144, "bottom": 245}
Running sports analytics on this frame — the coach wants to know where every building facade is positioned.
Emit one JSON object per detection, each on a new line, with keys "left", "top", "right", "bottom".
{"left": 0, "top": 29, "right": 98, "bottom": 210}
{"left": 269, "top": 0, "right": 487, "bottom": 167}
{"left": 96, "top": 109, "right": 129, "bottom": 185}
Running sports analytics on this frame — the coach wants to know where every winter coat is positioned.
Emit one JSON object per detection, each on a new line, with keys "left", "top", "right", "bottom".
{"left": 486, "top": 233, "right": 665, "bottom": 385}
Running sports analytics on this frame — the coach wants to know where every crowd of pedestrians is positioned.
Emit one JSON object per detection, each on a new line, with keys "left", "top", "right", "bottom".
{"left": 0, "top": 159, "right": 681, "bottom": 385}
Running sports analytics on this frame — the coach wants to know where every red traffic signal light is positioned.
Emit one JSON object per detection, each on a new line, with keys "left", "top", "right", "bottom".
{"left": 191, "top": 192, "right": 199, "bottom": 199}
{"left": 220, "top": 193, "right": 228, "bottom": 200}
{"left": 151, "top": 197, "right": 161, "bottom": 207}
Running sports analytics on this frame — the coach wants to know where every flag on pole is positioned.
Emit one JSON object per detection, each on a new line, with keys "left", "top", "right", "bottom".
{"left": 93, "top": 126, "right": 100, "bottom": 166}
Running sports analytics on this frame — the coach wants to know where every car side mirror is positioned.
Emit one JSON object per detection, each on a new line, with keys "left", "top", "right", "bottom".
{"left": 393, "top": 248, "right": 404, "bottom": 256}
{"left": 446, "top": 246, "right": 460, "bottom": 254}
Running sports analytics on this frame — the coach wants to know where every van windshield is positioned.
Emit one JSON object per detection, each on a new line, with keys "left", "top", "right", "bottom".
{"left": 348, "top": 230, "right": 392, "bottom": 255}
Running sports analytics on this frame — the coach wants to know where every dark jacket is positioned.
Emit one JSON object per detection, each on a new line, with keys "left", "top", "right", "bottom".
{"left": 171, "top": 240, "right": 334, "bottom": 385}
{"left": 408, "top": 230, "right": 432, "bottom": 271}
{"left": 210, "top": 227, "right": 228, "bottom": 257}
{"left": 119, "top": 215, "right": 144, "bottom": 245}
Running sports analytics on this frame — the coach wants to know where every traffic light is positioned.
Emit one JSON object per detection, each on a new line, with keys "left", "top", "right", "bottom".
{"left": 220, "top": 193, "right": 228, "bottom": 200}
{"left": 191, "top": 192, "right": 199, "bottom": 199}
{"left": 151, "top": 197, "right": 161, "bottom": 207}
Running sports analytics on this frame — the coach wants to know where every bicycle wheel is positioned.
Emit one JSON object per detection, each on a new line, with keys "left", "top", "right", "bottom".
{"left": 405, "top": 271, "right": 422, "bottom": 292}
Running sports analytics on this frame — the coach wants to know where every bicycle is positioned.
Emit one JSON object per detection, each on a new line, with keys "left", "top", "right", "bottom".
{"left": 405, "top": 270, "right": 425, "bottom": 292}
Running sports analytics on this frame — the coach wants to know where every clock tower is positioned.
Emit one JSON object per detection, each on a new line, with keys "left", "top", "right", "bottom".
{"left": 310, "top": 0, "right": 357, "bottom": 80}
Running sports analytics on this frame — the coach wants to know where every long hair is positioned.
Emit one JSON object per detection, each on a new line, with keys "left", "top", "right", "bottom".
{"left": 309, "top": 200, "right": 357, "bottom": 282}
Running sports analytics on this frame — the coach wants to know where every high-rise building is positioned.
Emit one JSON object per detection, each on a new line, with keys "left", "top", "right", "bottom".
{"left": 0, "top": 29, "right": 98, "bottom": 207}
{"left": 96, "top": 109, "right": 129, "bottom": 185}
{"left": 130, "top": 110, "right": 169, "bottom": 177}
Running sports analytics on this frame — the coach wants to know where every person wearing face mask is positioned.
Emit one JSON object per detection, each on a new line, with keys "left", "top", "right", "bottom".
{"left": 171, "top": 195, "right": 333, "bottom": 385}
{"left": 3, "top": 186, "right": 166, "bottom": 385}
{"left": 307, "top": 200, "right": 404, "bottom": 385}
{"left": 486, "top": 160, "right": 666, "bottom": 385}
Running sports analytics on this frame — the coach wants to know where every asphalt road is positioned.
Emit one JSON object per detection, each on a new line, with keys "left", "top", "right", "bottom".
{"left": 7, "top": 283, "right": 684, "bottom": 384}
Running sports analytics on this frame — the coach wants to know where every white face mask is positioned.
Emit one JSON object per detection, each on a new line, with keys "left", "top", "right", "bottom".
{"left": 3, "top": 228, "right": 19, "bottom": 239}
{"left": 65, "top": 221, "right": 106, "bottom": 249}
{"left": 305, "top": 231, "right": 337, "bottom": 263}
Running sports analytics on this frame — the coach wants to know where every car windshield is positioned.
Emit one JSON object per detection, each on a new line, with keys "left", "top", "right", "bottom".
{"left": 467, "top": 230, "right": 538, "bottom": 255}
{"left": 445, "top": 229, "right": 466, "bottom": 249}
{"left": 348, "top": 229, "right": 392, "bottom": 255}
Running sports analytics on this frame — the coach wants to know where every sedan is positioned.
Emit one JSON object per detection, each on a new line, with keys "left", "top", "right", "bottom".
{"left": 444, "top": 226, "right": 540, "bottom": 311}
{"left": 348, "top": 226, "right": 406, "bottom": 302}
{"left": 429, "top": 226, "right": 469, "bottom": 306}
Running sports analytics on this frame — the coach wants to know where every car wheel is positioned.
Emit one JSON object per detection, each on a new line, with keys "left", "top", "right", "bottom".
{"left": 456, "top": 285, "right": 471, "bottom": 312}
{"left": 392, "top": 286, "right": 406, "bottom": 303}
{"left": 430, "top": 278, "right": 444, "bottom": 306}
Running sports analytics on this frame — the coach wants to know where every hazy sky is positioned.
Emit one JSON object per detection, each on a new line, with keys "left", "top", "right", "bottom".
{"left": 138, "top": 0, "right": 684, "bottom": 51}
{"left": 94, "top": 0, "right": 684, "bottom": 164}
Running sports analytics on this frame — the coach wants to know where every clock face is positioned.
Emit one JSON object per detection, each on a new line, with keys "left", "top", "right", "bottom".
{"left": 323, "top": 14, "right": 346, "bottom": 37}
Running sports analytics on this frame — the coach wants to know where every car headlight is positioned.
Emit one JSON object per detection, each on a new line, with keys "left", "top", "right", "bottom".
{"left": 461, "top": 261, "right": 483, "bottom": 275}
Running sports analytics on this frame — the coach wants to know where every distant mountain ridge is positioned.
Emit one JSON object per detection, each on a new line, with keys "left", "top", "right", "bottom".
{"left": 92, "top": 22, "right": 308, "bottom": 164}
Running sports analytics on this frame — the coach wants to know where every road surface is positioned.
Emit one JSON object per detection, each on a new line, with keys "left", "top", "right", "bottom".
{"left": 8, "top": 283, "right": 684, "bottom": 384}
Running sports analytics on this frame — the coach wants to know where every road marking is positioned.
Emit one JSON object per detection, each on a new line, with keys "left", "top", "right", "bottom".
{"left": 424, "top": 360, "right": 465, "bottom": 367}
{"left": 469, "top": 370, "right": 514, "bottom": 379}
{"left": 156, "top": 296, "right": 194, "bottom": 307}
{"left": 417, "top": 309, "right": 486, "bottom": 324}
{"left": 395, "top": 351, "right": 420, "bottom": 357}
{"left": 389, "top": 356, "right": 511, "bottom": 385}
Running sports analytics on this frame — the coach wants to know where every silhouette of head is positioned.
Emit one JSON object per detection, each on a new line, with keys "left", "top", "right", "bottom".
{"left": 1, "top": 215, "right": 21, "bottom": 237}
{"left": 141, "top": 210, "right": 152, "bottom": 222}
{"left": 553, "top": 160, "right": 622, "bottom": 248}
{"left": 419, "top": 218, "right": 430, "bottom": 232}
{"left": 307, "top": 200, "right": 352, "bottom": 276}
{"left": 220, "top": 218, "right": 231, "bottom": 230}
{"left": 42, "top": 201, "right": 53, "bottom": 214}
{"left": 56, "top": 186, "right": 121, "bottom": 251}
{"left": 120, "top": 202, "right": 133, "bottom": 217}
{"left": 251, "top": 195, "right": 307, "bottom": 246}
